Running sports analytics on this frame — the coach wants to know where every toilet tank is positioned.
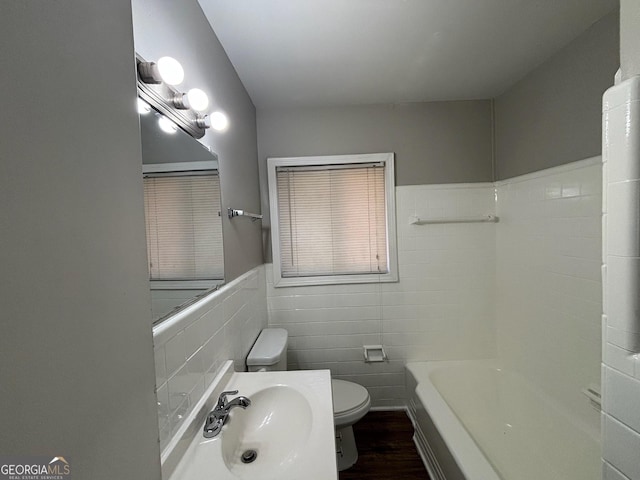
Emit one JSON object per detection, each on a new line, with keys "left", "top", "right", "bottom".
{"left": 246, "top": 328, "right": 288, "bottom": 372}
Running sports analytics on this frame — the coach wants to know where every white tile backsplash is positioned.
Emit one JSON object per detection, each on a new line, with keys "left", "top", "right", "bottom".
{"left": 604, "top": 342, "right": 637, "bottom": 377}
{"left": 264, "top": 167, "right": 601, "bottom": 412}
{"left": 605, "top": 367, "right": 640, "bottom": 433}
{"left": 495, "top": 157, "right": 602, "bottom": 436}
{"left": 152, "top": 265, "right": 267, "bottom": 447}
{"left": 607, "top": 256, "right": 640, "bottom": 333}
{"left": 604, "top": 415, "right": 640, "bottom": 480}
{"left": 164, "top": 331, "right": 187, "bottom": 376}
{"left": 154, "top": 345, "right": 167, "bottom": 387}
{"left": 266, "top": 183, "right": 497, "bottom": 408}
{"left": 607, "top": 180, "right": 640, "bottom": 257}
{"left": 603, "top": 77, "right": 640, "bottom": 479}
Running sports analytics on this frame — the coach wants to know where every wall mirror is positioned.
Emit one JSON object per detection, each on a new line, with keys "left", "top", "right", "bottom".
{"left": 139, "top": 102, "right": 225, "bottom": 324}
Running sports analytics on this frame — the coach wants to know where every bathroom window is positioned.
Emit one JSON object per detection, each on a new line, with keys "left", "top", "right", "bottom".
{"left": 143, "top": 163, "right": 223, "bottom": 283}
{"left": 267, "top": 153, "right": 398, "bottom": 287}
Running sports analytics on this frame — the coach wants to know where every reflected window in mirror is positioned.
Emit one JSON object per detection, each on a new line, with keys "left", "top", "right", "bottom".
{"left": 143, "top": 167, "right": 223, "bottom": 281}
{"left": 139, "top": 102, "right": 225, "bottom": 324}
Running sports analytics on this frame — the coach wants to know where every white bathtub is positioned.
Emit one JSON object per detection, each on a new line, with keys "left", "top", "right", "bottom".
{"left": 406, "top": 360, "right": 600, "bottom": 480}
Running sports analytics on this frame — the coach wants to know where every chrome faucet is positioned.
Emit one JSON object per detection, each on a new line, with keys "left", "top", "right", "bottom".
{"left": 203, "top": 390, "right": 251, "bottom": 438}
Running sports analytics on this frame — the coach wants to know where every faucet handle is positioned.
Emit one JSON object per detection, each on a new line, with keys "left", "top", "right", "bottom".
{"left": 216, "top": 390, "right": 239, "bottom": 409}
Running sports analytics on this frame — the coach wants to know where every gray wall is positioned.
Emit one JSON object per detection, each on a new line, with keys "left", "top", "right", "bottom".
{"left": 132, "top": 0, "right": 263, "bottom": 282}
{"left": 494, "top": 11, "right": 619, "bottom": 180}
{"left": 621, "top": 0, "right": 640, "bottom": 79}
{"left": 257, "top": 100, "right": 492, "bottom": 259}
{"left": 0, "top": 2, "right": 161, "bottom": 479}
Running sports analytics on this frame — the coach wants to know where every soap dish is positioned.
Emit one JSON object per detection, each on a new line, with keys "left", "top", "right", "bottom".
{"left": 363, "top": 345, "right": 386, "bottom": 362}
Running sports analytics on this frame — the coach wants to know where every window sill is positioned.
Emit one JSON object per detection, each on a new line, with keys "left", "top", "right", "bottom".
{"left": 273, "top": 271, "right": 398, "bottom": 288}
{"left": 149, "top": 279, "right": 224, "bottom": 290}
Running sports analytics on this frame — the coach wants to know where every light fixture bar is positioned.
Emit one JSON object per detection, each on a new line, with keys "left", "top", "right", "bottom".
{"left": 137, "top": 62, "right": 161, "bottom": 84}
{"left": 172, "top": 93, "right": 191, "bottom": 110}
{"left": 136, "top": 54, "right": 207, "bottom": 139}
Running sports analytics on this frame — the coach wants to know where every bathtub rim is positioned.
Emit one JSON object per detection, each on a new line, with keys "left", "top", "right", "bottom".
{"left": 407, "top": 359, "right": 502, "bottom": 480}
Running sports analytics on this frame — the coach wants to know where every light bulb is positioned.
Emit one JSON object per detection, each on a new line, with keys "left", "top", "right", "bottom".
{"left": 187, "top": 88, "right": 209, "bottom": 112}
{"left": 157, "top": 56, "right": 184, "bottom": 86}
{"left": 158, "top": 116, "right": 177, "bottom": 134}
{"left": 137, "top": 98, "right": 151, "bottom": 115}
{"left": 210, "top": 111, "right": 229, "bottom": 131}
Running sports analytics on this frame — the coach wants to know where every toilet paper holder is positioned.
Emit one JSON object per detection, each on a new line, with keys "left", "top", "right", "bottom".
{"left": 363, "top": 345, "right": 386, "bottom": 362}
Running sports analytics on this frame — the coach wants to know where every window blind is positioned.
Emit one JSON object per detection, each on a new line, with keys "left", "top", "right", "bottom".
{"left": 143, "top": 173, "right": 223, "bottom": 280}
{"left": 276, "top": 164, "right": 388, "bottom": 277}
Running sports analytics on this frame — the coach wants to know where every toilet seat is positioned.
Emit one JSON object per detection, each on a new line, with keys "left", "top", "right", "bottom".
{"left": 332, "top": 379, "right": 371, "bottom": 427}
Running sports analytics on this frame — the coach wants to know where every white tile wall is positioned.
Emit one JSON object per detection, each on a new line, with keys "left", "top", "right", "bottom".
{"left": 604, "top": 367, "right": 640, "bottom": 432}
{"left": 266, "top": 183, "right": 497, "bottom": 408}
{"left": 604, "top": 415, "right": 640, "bottom": 480}
{"left": 602, "top": 76, "right": 640, "bottom": 480}
{"left": 152, "top": 265, "right": 267, "bottom": 451}
{"left": 149, "top": 157, "right": 618, "bottom": 466}
{"left": 495, "top": 158, "right": 603, "bottom": 438}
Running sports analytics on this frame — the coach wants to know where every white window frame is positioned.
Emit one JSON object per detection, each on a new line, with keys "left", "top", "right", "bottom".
{"left": 267, "top": 152, "right": 398, "bottom": 287}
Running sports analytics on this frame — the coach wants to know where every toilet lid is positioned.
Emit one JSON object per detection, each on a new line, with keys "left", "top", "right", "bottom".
{"left": 332, "top": 379, "right": 370, "bottom": 415}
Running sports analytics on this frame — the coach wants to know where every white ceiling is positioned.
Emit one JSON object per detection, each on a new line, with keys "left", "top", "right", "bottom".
{"left": 198, "top": 0, "right": 617, "bottom": 109}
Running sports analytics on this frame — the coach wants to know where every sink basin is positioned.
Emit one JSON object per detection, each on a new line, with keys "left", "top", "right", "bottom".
{"left": 169, "top": 370, "right": 336, "bottom": 480}
{"left": 221, "top": 385, "right": 312, "bottom": 477}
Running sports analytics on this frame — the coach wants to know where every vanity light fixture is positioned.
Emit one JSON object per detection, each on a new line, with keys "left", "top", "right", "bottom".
{"left": 209, "top": 111, "right": 229, "bottom": 132}
{"left": 137, "top": 61, "right": 162, "bottom": 84}
{"left": 136, "top": 54, "right": 212, "bottom": 139}
{"left": 172, "top": 92, "right": 191, "bottom": 110}
{"left": 158, "top": 115, "right": 178, "bottom": 134}
{"left": 187, "top": 88, "right": 209, "bottom": 112}
{"left": 137, "top": 98, "right": 152, "bottom": 115}
{"left": 156, "top": 56, "right": 184, "bottom": 86}
{"left": 196, "top": 116, "right": 211, "bottom": 129}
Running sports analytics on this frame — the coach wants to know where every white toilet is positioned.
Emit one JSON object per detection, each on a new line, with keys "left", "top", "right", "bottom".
{"left": 247, "top": 328, "right": 371, "bottom": 471}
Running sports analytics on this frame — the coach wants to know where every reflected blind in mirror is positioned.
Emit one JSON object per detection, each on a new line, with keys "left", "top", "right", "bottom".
{"left": 143, "top": 173, "right": 223, "bottom": 280}
{"left": 276, "top": 164, "right": 388, "bottom": 277}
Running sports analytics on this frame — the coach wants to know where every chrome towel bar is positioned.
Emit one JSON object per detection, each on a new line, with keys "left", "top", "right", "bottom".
{"left": 410, "top": 215, "right": 498, "bottom": 225}
{"left": 228, "top": 208, "right": 263, "bottom": 222}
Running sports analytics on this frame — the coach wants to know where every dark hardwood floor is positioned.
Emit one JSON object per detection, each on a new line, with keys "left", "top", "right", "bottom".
{"left": 339, "top": 410, "right": 430, "bottom": 480}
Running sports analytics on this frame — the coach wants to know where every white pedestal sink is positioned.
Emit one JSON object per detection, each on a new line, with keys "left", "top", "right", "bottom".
{"left": 168, "top": 369, "right": 337, "bottom": 480}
